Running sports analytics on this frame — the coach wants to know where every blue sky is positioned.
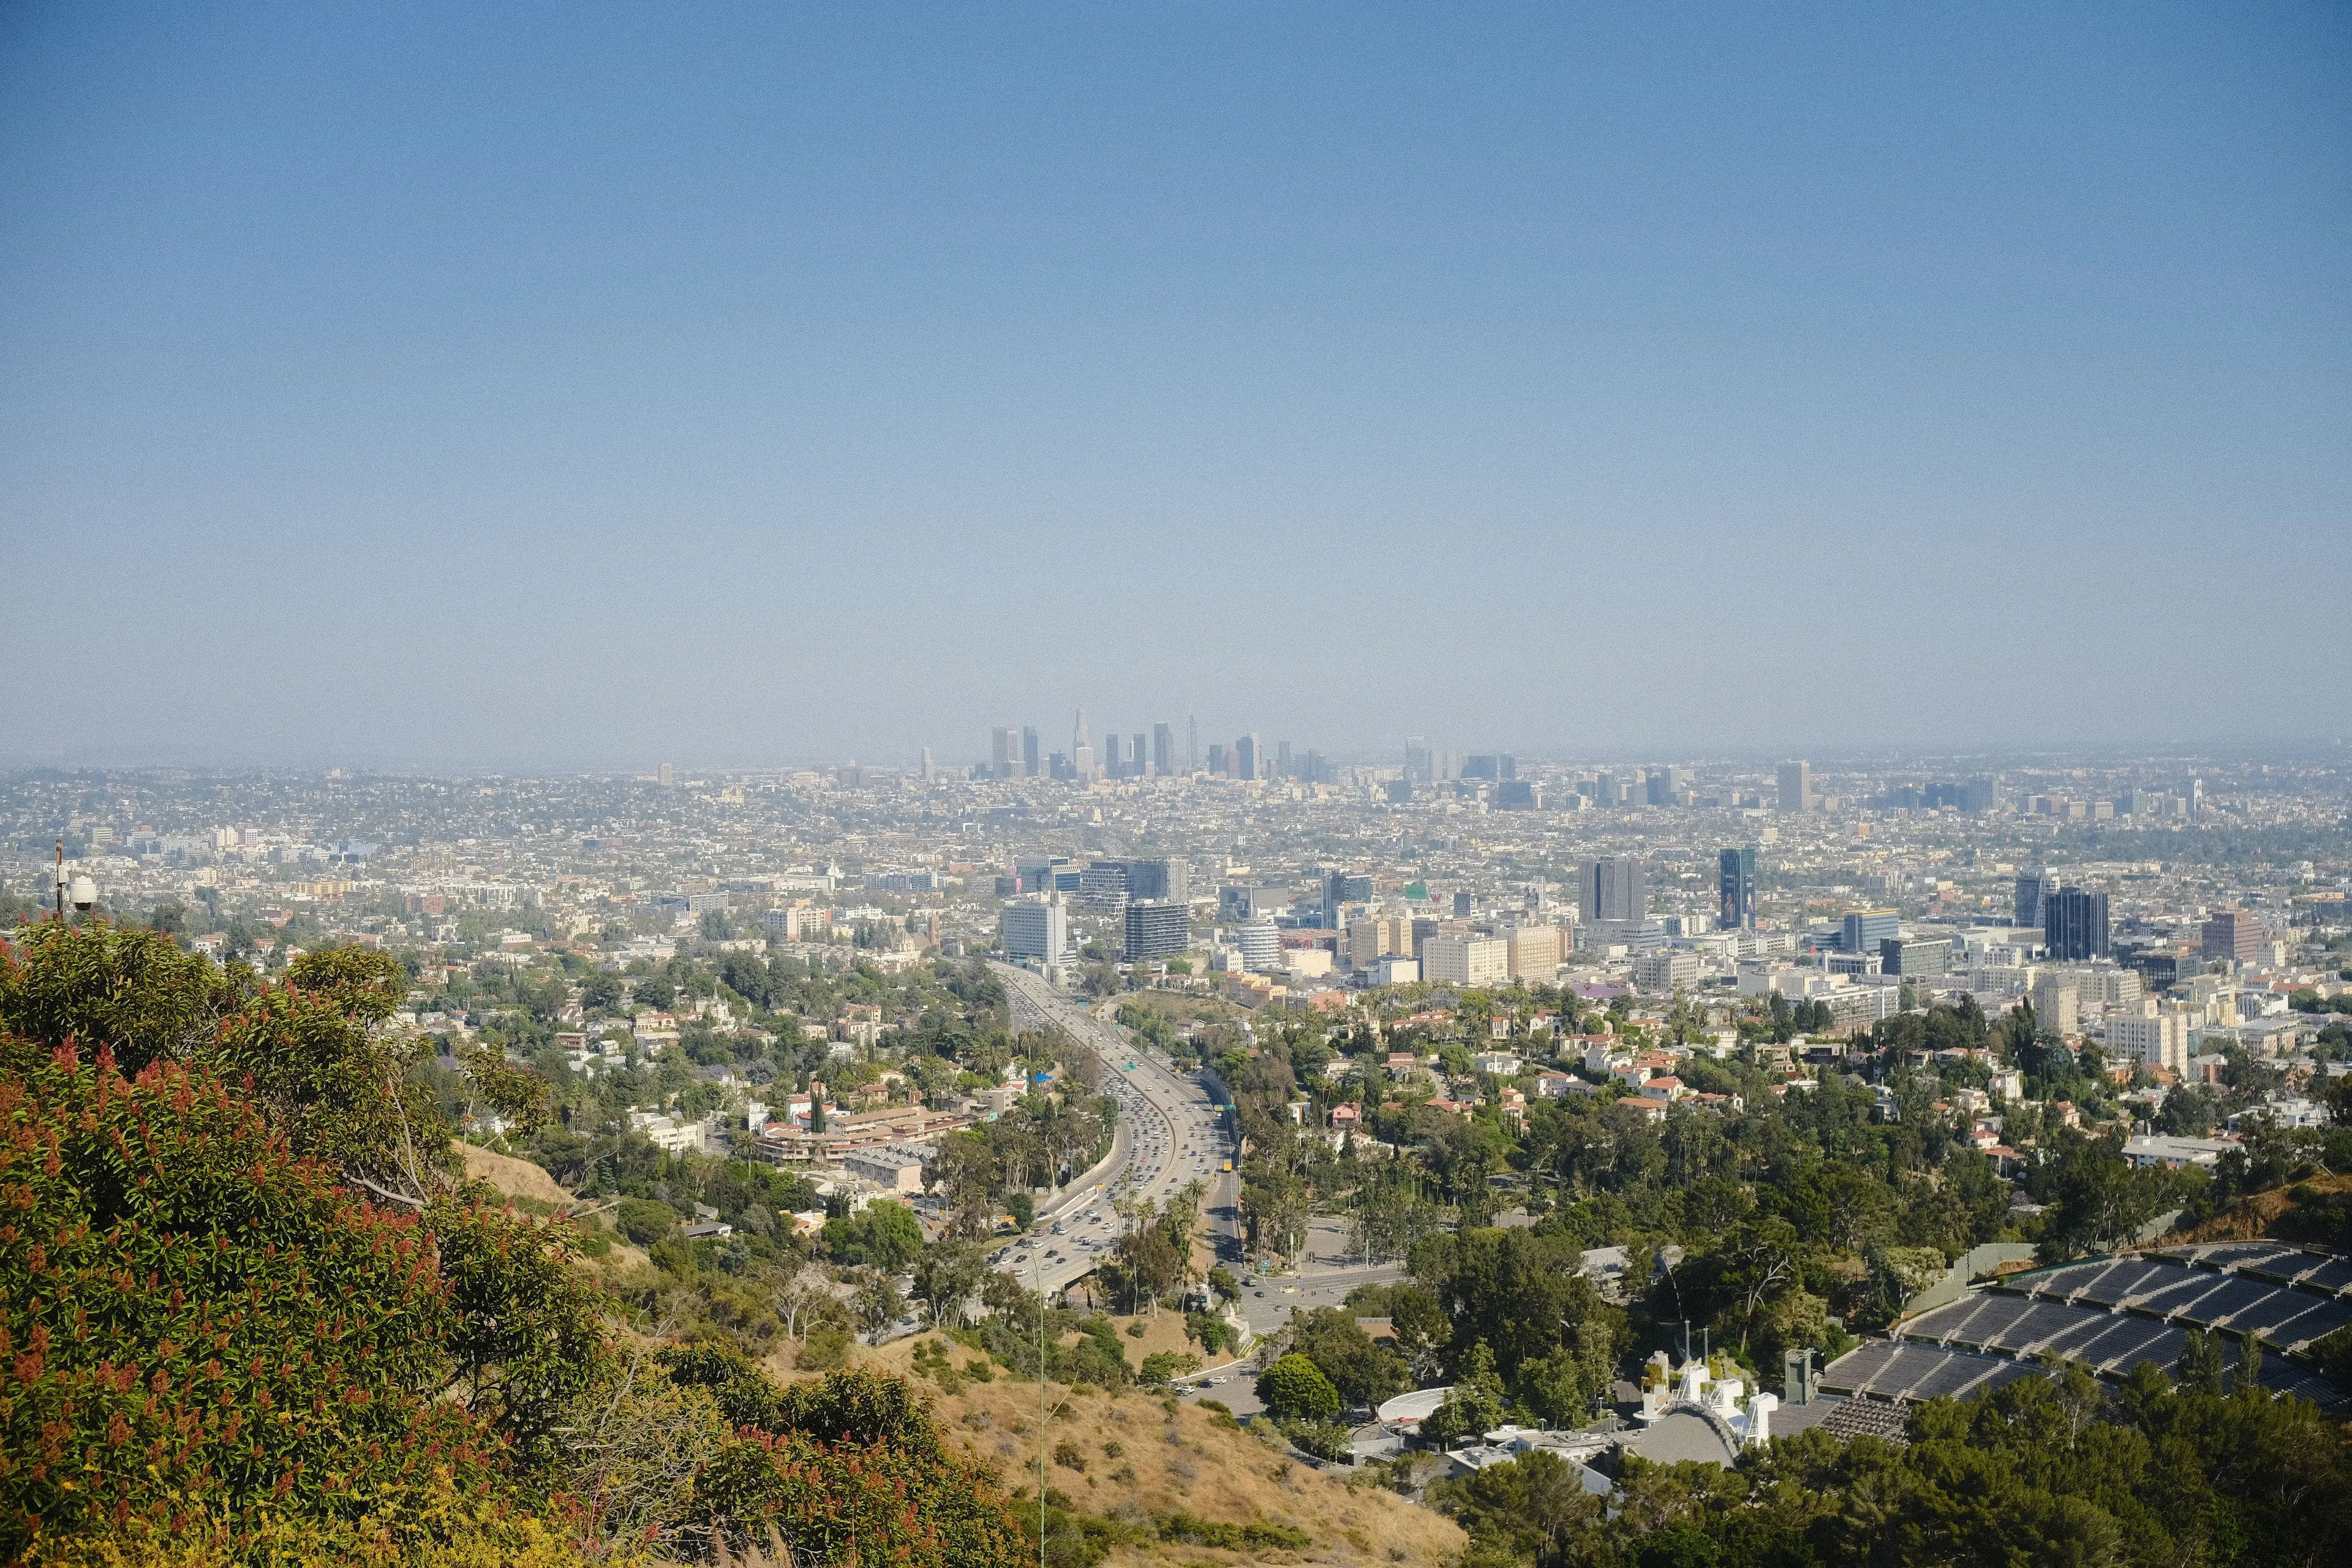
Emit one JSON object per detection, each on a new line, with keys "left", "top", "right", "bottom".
{"left": 3, "top": 2, "right": 2346, "bottom": 769}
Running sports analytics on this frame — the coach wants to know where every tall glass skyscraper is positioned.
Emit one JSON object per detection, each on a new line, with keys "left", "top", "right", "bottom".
{"left": 1719, "top": 845, "right": 1757, "bottom": 929}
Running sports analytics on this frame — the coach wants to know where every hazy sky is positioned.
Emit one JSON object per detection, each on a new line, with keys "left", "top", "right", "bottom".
{"left": 4, "top": 3, "right": 2347, "bottom": 771}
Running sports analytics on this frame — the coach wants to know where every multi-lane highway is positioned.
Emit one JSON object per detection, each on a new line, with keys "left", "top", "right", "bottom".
{"left": 987, "top": 962, "right": 1232, "bottom": 1297}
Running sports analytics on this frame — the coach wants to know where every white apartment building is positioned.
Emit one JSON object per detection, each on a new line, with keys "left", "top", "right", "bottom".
{"left": 1422, "top": 934, "right": 1509, "bottom": 988}
{"left": 2108, "top": 1006, "right": 2193, "bottom": 1077}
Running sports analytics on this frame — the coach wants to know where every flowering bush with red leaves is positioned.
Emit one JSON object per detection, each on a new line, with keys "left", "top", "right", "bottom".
{"left": 0, "top": 1042, "right": 502, "bottom": 1557}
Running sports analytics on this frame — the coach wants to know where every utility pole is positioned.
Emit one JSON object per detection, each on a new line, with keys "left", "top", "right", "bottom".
{"left": 1036, "top": 1246, "right": 1046, "bottom": 1568}
{"left": 55, "top": 839, "right": 66, "bottom": 921}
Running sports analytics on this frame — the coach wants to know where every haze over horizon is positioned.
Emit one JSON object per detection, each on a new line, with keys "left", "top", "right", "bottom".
{"left": 4, "top": 2, "right": 2348, "bottom": 771}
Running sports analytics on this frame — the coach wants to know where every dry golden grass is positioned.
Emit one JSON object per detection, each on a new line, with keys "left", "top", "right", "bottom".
{"left": 2165, "top": 1173, "right": 2352, "bottom": 1246}
{"left": 459, "top": 1143, "right": 650, "bottom": 1273}
{"left": 462, "top": 1142, "right": 578, "bottom": 1205}
{"left": 793, "top": 1319, "right": 1462, "bottom": 1568}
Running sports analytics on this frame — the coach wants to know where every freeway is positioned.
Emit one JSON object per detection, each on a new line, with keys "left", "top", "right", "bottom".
{"left": 987, "top": 962, "right": 1234, "bottom": 1297}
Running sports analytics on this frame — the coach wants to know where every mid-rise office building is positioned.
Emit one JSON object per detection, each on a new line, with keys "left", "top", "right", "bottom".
{"left": 1646, "top": 766, "right": 1692, "bottom": 805}
{"left": 1583, "top": 857, "right": 1646, "bottom": 924}
{"left": 1123, "top": 900, "right": 1189, "bottom": 963}
{"left": 2046, "top": 888, "right": 2111, "bottom": 962}
{"left": 1022, "top": 726, "right": 1040, "bottom": 777}
{"left": 990, "top": 727, "right": 1019, "bottom": 778}
{"left": 1719, "top": 845, "right": 1757, "bottom": 930}
{"left": 1493, "top": 779, "right": 1537, "bottom": 809}
{"left": 2201, "top": 909, "right": 2264, "bottom": 965}
{"left": 1634, "top": 948, "right": 1700, "bottom": 994}
{"left": 1841, "top": 909, "right": 1899, "bottom": 955}
{"left": 1001, "top": 895, "right": 1069, "bottom": 963}
{"left": 1348, "top": 914, "right": 1411, "bottom": 969}
{"left": 1422, "top": 934, "right": 1509, "bottom": 988}
{"left": 1778, "top": 760, "right": 1814, "bottom": 812}
{"left": 1077, "top": 861, "right": 1129, "bottom": 910}
{"left": 1153, "top": 723, "right": 1174, "bottom": 776}
{"left": 1879, "top": 935, "right": 1951, "bottom": 978}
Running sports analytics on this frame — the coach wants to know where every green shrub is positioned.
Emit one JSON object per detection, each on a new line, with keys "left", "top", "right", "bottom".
{"left": 795, "top": 1322, "right": 852, "bottom": 1370}
{"left": 1255, "top": 1352, "right": 1343, "bottom": 1421}
{"left": 1156, "top": 1511, "right": 1311, "bottom": 1551}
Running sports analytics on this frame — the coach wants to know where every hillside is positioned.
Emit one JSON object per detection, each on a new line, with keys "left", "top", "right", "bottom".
{"left": 823, "top": 1322, "right": 1464, "bottom": 1568}
{"left": 2166, "top": 1173, "right": 2352, "bottom": 1248}
{"left": 461, "top": 1139, "right": 655, "bottom": 1272}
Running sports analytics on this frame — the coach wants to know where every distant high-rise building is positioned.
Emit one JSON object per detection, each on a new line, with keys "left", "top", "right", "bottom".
{"left": 919, "top": 747, "right": 933, "bottom": 781}
{"left": 1646, "top": 766, "right": 1693, "bottom": 805}
{"left": 1582, "top": 858, "right": 1646, "bottom": 923}
{"left": 658, "top": 761, "right": 674, "bottom": 788}
{"left": 1303, "top": 748, "right": 1324, "bottom": 784}
{"left": 1122, "top": 858, "right": 1189, "bottom": 903}
{"left": 1187, "top": 714, "right": 1199, "bottom": 772}
{"left": 1405, "top": 738, "right": 1433, "bottom": 783}
{"left": 1133, "top": 733, "right": 1147, "bottom": 778}
{"left": 1593, "top": 772, "right": 1623, "bottom": 808}
{"left": 1235, "top": 734, "right": 1259, "bottom": 781}
{"left": 1719, "top": 845, "right": 1757, "bottom": 930}
{"left": 2201, "top": 908, "right": 2263, "bottom": 965}
{"left": 1493, "top": 780, "right": 1536, "bottom": 809}
{"left": 2015, "top": 871, "right": 2058, "bottom": 931}
{"left": 1841, "top": 909, "right": 1899, "bottom": 955}
{"left": 1462, "top": 755, "right": 1501, "bottom": 780}
{"left": 1207, "top": 742, "right": 1228, "bottom": 775}
{"left": 1778, "top": 760, "right": 1814, "bottom": 812}
{"left": 1276, "top": 740, "right": 1294, "bottom": 778}
{"left": 1022, "top": 727, "right": 1040, "bottom": 778}
{"left": 1956, "top": 777, "right": 2000, "bottom": 813}
{"left": 1322, "top": 870, "right": 1374, "bottom": 929}
{"left": 2045, "top": 888, "right": 2111, "bottom": 962}
{"left": 1123, "top": 900, "right": 1189, "bottom": 962}
{"left": 1072, "top": 710, "right": 1095, "bottom": 782}
{"left": 1153, "top": 723, "right": 1174, "bottom": 777}
{"left": 990, "top": 728, "right": 1017, "bottom": 777}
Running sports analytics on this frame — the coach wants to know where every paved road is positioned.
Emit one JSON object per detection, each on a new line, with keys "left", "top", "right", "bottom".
{"left": 987, "top": 963, "right": 1234, "bottom": 1297}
